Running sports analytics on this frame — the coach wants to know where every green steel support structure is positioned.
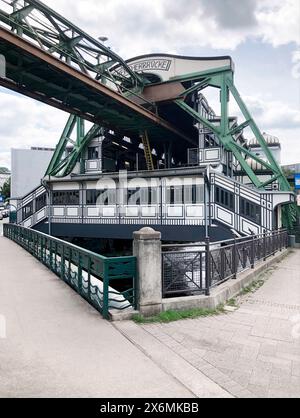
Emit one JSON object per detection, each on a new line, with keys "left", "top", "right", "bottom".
{"left": 46, "top": 116, "right": 103, "bottom": 177}
{"left": 174, "top": 68, "right": 297, "bottom": 228}
{"left": 0, "top": 0, "right": 297, "bottom": 228}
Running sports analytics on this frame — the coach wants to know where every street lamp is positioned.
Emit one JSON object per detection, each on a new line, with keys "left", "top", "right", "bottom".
{"left": 98, "top": 36, "right": 111, "bottom": 51}
{"left": 98, "top": 36, "right": 108, "bottom": 43}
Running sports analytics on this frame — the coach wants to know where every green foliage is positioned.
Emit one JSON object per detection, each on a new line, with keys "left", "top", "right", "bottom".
{"left": 0, "top": 177, "right": 11, "bottom": 199}
{"left": 227, "top": 298, "right": 238, "bottom": 307}
{"left": 0, "top": 166, "right": 10, "bottom": 174}
{"left": 240, "top": 281, "right": 263, "bottom": 295}
{"left": 133, "top": 305, "right": 225, "bottom": 324}
{"left": 282, "top": 167, "right": 294, "bottom": 178}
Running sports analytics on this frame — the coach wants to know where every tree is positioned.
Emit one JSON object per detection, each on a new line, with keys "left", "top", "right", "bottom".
{"left": 282, "top": 167, "right": 293, "bottom": 178}
{"left": 0, "top": 178, "right": 11, "bottom": 200}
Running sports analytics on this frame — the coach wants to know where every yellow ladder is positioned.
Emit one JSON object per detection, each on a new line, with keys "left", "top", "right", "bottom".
{"left": 141, "top": 131, "right": 154, "bottom": 171}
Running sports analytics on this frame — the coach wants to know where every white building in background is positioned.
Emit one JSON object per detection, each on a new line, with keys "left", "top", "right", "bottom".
{"left": 282, "top": 163, "right": 300, "bottom": 173}
{"left": 235, "top": 133, "right": 282, "bottom": 191}
{"left": 248, "top": 133, "right": 282, "bottom": 164}
{"left": 11, "top": 147, "right": 54, "bottom": 199}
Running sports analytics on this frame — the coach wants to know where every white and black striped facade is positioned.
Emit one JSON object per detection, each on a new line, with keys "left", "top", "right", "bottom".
{"left": 15, "top": 166, "right": 294, "bottom": 242}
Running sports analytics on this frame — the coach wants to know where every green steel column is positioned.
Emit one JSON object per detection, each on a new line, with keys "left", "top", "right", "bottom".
{"left": 76, "top": 117, "right": 85, "bottom": 175}
{"left": 220, "top": 74, "right": 229, "bottom": 137}
{"left": 46, "top": 115, "right": 77, "bottom": 176}
{"left": 227, "top": 78, "right": 290, "bottom": 191}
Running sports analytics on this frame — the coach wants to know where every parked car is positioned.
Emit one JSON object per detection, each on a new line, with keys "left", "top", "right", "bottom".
{"left": 1, "top": 209, "right": 9, "bottom": 218}
{"left": 0, "top": 212, "right": 3, "bottom": 221}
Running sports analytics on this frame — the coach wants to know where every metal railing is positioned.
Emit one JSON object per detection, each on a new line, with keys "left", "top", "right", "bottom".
{"left": 291, "top": 225, "right": 300, "bottom": 244}
{"left": 3, "top": 224, "right": 137, "bottom": 319}
{"left": 162, "top": 230, "right": 288, "bottom": 297}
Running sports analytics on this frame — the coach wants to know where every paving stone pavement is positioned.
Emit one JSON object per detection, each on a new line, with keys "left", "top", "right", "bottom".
{"left": 0, "top": 225, "right": 195, "bottom": 398}
{"left": 140, "top": 250, "right": 300, "bottom": 398}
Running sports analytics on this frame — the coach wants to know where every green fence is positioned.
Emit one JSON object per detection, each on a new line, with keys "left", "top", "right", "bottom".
{"left": 293, "top": 226, "right": 300, "bottom": 244}
{"left": 3, "top": 224, "right": 137, "bottom": 319}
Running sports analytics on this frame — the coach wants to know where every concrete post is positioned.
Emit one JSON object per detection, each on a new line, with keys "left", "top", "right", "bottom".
{"left": 289, "top": 235, "right": 296, "bottom": 248}
{"left": 133, "top": 227, "right": 162, "bottom": 317}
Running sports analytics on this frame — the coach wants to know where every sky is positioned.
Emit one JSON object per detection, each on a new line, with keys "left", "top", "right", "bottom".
{"left": 0, "top": 0, "right": 299, "bottom": 168}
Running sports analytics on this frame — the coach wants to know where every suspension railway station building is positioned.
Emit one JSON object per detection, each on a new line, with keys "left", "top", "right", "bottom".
{"left": 0, "top": 0, "right": 294, "bottom": 244}
{"left": 12, "top": 55, "right": 294, "bottom": 243}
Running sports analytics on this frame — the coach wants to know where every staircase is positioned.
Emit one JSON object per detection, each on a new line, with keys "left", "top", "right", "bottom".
{"left": 141, "top": 131, "right": 154, "bottom": 171}
{"left": 211, "top": 172, "right": 294, "bottom": 236}
{"left": 16, "top": 185, "right": 48, "bottom": 229}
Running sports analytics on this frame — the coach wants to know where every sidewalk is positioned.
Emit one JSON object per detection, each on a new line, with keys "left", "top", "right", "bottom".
{"left": 1, "top": 221, "right": 299, "bottom": 398}
{"left": 116, "top": 250, "right": 300, "bottom": 398}
{"left": 0, "top": 226, "right": 229, "bottom": 398}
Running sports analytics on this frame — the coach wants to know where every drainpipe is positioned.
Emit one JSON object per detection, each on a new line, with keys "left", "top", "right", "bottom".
{"left": 204, "top": 166, "right": 211, "bottom": 239}
{"left": 42, "top": 177, "right": 52, "bottom": 236}
{"left": 204, "top": 172, "right": 209, "bottom": 239}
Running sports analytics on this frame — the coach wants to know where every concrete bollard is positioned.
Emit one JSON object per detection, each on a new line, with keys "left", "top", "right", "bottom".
{"left": 133, "top": 227, "right": 162, "bottom": 317}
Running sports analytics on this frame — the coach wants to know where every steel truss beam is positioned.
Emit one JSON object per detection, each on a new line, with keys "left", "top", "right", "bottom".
{"left": 0, "top": 0, "right": 144, "bottom": 92}
{"left": 0, "top": 0, "right": 149, "bottom": 179}
{"left": 46, "top": 115, "right": 103, "bottom": 177}
{"left": 0, "top": 1, "right": 296, "bottom": 227}
{"left": 175, "top": 69, "right": 297, "bottom": 228}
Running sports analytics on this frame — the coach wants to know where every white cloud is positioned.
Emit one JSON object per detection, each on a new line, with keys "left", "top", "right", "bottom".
{"left": 269, "top": 127, "right": 300, "bottom": 165}
{"left": 0, "top": 0, "right": 299, "bottom": 168}
{"left": 256, "top": 0, "right": 300, "bottom": 47}
{"left": 0, "top": 90, "right": 67, "bottom": 168}
{"left": 44, "top": 0, "right": 300, "bottom": 58}
{"left": 241, "top": 95, "right": 300, "bottom": 129}
{"left": 227, "top": 93, "right": 300, "bottom": 164}
{"left": 292, "top": 50, "right": 300, "bottom": 79}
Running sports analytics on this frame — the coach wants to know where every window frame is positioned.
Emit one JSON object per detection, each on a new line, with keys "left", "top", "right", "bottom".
{"left": 88, "top": 146, "right": 99, "bottom": 160}
{"left": 239, "top": 197, "right": 261, "bottom": 225}
{"left": 52, "top": 190, "right": 80, "bottom": 206}
{"left": 86, "top": 189, "right": 117, "bottom": 206}
{"left": 22, "top": 202, "right": 33, "bottom": 220}
{"left": 215, "top": 186, "right": 235, "bottom": 211}
{"left": 36, "top": 193, "right": 47, "bottom": 212}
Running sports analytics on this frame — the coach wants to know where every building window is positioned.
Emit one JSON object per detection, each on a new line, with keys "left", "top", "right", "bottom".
{"left": 215, "top": 186, "right": 235, "bottom": 211}
{"left": 166, "top": 186, "right": 184, "bottom": 204}
{"left": 86, "top": 189, "right": 116, "bottom": 205}
{"left": 140, "top": 187, "right": 159, "bottom": 205}
{"left": 88, "top": 147, "right": 99, "bottom": 160}
{"left": 128, "top": 188, "right": 141, "bottom": 205}
{"left": 36, "top": 193, "right": 47, "bottom": 212}
{"left": 184, "top": 185, "right": 204, "bottom": 204}
{"left": 240, "top": 198, "right": 261, "bottom": 224}
{"left": 52, "top": 191, "right": 80, "bottom": 206}
{"left": 22, "top": 202, "right": 33, "bottom": 220}
{"left": 86, "top": 190, "right": 100, "bottom": 205}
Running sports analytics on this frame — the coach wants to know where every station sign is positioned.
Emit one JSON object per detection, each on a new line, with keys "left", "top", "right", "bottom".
{"left": 113, "top": 54, "right": 233, "bottom": 83}
{"left": 295, "top": 174, "right": 300, "bottom": 190}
